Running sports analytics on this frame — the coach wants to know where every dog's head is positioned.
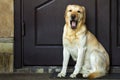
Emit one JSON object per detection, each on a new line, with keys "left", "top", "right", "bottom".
{"left": 65, "top": 5, "right": 86, "bottom": 29}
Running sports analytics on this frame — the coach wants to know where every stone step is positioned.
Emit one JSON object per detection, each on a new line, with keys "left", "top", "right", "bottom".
{"left": 0, "top": 73, "right": 120, "bottom": 80}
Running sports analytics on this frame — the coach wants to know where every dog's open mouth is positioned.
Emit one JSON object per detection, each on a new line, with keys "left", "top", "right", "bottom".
{"left": 70, "top": 20, "right": 78, "bottom": 29}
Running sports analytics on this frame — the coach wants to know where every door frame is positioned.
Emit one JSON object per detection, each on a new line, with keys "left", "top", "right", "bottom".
{"left": 14, "top": 0, "right": 23, "bottom": 68}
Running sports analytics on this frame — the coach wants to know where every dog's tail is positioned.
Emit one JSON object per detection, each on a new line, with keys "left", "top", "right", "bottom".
{"left": 88, "top": 71, "right": 106, "bottom": 80}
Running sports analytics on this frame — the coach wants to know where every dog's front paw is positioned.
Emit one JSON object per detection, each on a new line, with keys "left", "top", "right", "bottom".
{"left": 70, "top": 73, "right": 77, "bottom": 78}
{"left": 82, "top": 73, "right": 89, "bottom": 78}
{"left": 57, "top": 72, "right": 66, "bottom": 78}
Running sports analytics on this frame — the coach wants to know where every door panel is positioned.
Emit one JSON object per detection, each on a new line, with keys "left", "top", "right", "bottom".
{"left": 111, "top": 0, "right": 120, "bottom": 66}
{"left": 97, "top": 0, "right": 110, "bottom": 52}
{"left": 35, "top": 0, "right": 63, "bottom": 45}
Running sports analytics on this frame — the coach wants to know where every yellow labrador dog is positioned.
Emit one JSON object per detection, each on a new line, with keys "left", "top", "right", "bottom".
{"left": 57, "top": 5, "right": 110, "bottom": 79}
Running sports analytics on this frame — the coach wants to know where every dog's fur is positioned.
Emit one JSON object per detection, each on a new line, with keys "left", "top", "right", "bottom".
{"left": 57, "top": 5, "right": 110, "bottom": 79}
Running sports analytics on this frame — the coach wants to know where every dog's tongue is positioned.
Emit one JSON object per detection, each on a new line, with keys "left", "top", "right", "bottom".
{"left": 72, "top": 21, "right": 76, "bottom": 27}
{"left": 71, "top": 21, "right": 76, "bottom": 29}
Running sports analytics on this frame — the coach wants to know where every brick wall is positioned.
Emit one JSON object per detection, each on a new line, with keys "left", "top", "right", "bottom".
{"left": 0, "top": 0, "right": 14, "bottom": 72}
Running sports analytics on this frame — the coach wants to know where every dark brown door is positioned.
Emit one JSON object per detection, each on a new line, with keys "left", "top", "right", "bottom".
{"left": 14, "top": 0, "right": 120, "bottom": 68}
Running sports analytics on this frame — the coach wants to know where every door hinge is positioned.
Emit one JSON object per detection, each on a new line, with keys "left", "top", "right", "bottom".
{"left": 22, "top": 21, "right": 25, "bottom": 37}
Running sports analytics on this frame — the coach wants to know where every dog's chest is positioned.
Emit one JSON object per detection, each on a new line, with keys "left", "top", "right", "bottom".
{"left": 64, "top": 34, "right": 80, "bottom": 49}
{"left": 69, "top": 47, "right": 78, "bottom": 61}
{"left": 64, "top": 43, "right": 78, "bottom": 61}
{"left": 63, "top": 35, "right": 79, "bottom": 61}
{"left": 64, "top": 32, "right": 79, "bottom": 46}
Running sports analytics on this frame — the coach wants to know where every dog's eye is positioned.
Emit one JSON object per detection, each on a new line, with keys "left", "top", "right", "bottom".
{"left": 77, "top": 10, "right": 81, "bottom": 13}
{"left": 69, "top": 10, "right": 72, "bottom": 12}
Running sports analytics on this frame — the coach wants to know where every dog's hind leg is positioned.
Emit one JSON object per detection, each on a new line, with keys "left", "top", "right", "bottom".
{"left": 83, "top": 50, "right": 106, "bottom": 78}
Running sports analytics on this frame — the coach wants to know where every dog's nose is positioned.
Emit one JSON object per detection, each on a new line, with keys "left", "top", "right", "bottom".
{"left": 71, "top": 14, "right": 76, "bottom": 20}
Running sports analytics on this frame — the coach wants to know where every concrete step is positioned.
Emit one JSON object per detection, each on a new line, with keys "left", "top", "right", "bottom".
{"left": 0, "top": 73, "right": 120, "bottom": 80}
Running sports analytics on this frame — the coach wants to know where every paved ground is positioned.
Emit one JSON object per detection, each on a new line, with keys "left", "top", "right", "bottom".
{"left": 0, "top": 73, "right": 120, "bottom": 80}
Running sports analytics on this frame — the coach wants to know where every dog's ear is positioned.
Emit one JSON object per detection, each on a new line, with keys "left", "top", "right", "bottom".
{"left": 64, "top": 8, "right": 67, "bottom": 19}
{"left": 64, "top": 5, "right": 70, "bottom": 20}
{"left": 64, "top": 5, "right": 70, "bottom": 18}
{"left": 82, "top": 6, "right": 86, "bottom": 24}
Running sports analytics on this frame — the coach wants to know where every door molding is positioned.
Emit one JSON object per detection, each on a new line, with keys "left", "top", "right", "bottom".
{"left": 14, "top": 0, "right": 23, "bottom": 68}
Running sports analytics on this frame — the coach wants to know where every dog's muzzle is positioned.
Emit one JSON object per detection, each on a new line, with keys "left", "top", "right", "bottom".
{"left": 70, "top": 14, "right": 78, "bottom": 29}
